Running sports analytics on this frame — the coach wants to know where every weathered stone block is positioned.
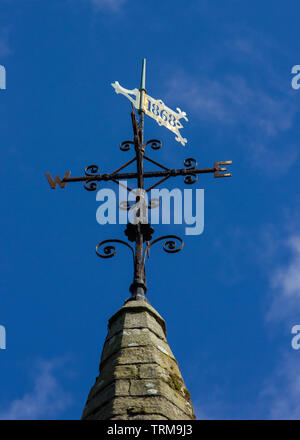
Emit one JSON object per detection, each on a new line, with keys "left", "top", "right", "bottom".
{"left": 83, "top": 379, "right": 130, "bottom": 418}
{"left": 112, "top": 396, "right": 192, "bottom": 420}
{"left": 107, "top": 300, "right": 167, "bottom": 342}
{"left": 101, "top": 326, "right": 175, "bottom": 365}
{"left": 109, "top": 414, "right": 168, "bottom": 420}
{"left": 108, "top": 313, "right": 166, "bottom": 342}
{"left": 138, "top": 363, "right": 170, "bottom": 381}
{"left": 114, "top": 364, "right": 139, "bottom": 379}
{"left": 129, "top": 378, "right": 194, "bottom": 417}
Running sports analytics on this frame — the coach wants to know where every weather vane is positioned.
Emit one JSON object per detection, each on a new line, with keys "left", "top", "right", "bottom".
{"left": 111, "top": 60, "right": 188, "bottom": 146}
{"left": 46, "top": 58, "right": 232, "bottom": 302}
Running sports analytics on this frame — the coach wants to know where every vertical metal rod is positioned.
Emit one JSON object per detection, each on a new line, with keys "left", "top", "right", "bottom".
{"left": 130, "top": 59, "right": 148, "bottom": 301}
{"left": 139, "top": 58, "right": 146, "bottom": 114}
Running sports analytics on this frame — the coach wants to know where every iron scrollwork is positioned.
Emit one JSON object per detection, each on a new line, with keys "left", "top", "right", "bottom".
{"left": 84, "top": 164, "right": 100, "bottom": 191}
{"left": 148, "top": 198, "right": 160, "bottom": 209}
{"left": 184, "top": 158, "right": 198, "bottom": 169}
{"left": 96, "top": 239, "right": 134, "bottom": 261}
{"left": 143, "top": 235, "right": 184, "bottom": 262}
{"left": 184, "top": 174, "right": 198, "bottom": 185}
{"left": 119, "top": 201, "right": 132, "bottom": 211}
{"left": 120, "top": 140, "right": 134, "bottom": 152}
{"left": 145, "top": 139, "right": 162, "bottom": 151}
{"left": 120, "top": 199, "right": 160, "bottom": 211}
{"left": 183, "top": 157, "right": 198, "bottom": 185}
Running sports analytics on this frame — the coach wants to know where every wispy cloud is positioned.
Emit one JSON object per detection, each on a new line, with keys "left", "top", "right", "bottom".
{"left": 189, "top": 224, "right": 300, "bottom": 419}
{"left": 191, "top": 349, "right": 300, "bottom": 419}
{"left": 0, "top": 358, "right": 73, "bottom": 420}
{"left": 257, "top": 228, "right": 300, "bottom": 419}
{"left": 166, "top": 33, "right": 298, "bottom": 174}
{"left": 168, "top": 73, "right": 293, "bottom": 131}
{"left": 267, "top": 234, "right": 300, "bottom": 322}
{"left": 260, "top": 352, "right": 300, "bottom": 419}
{"left": 167, "top": 71, "right": 297, "bottom": 171}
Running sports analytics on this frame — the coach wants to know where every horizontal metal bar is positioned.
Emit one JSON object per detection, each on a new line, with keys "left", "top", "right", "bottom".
{"left": 62, "top": 167, "right": 218, "bottom": 183}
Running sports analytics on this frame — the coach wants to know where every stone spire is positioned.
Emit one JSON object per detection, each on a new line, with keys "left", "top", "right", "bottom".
{"left": 81, "top": 300, "right": 195, "bottom": 420}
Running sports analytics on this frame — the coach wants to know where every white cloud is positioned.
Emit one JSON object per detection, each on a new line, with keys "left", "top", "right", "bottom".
{"left": 168, "top": 72, "right": 295, "bottom": 140}
{"left": 258, "top": 232, "right": 300, "bottom": 419}
{"left": 189, "top": 227, "right": 300, "bottom": 420}
{"left": 166, "top": 34, "right": 298, "bottom": 173}
{"left": 191, "top": 350, "right": 300, "bottom": 419}
{"left": 267, "top": 235, "right": 300, "bottom": 322}
{"left": 260, "top": 352, "right": 300, "bottom": 420}
{"left": 168, "top": 73, "right": 292, "bottom": 130}
{"left": 0, "top": 358, "right": 73, "bottom": 420}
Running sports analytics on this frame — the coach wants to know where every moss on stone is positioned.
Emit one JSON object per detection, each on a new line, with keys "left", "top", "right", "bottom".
{"left": 167, "top": 372, "right": 183, "bottom": 393}
{"left": 167, "top": 373, "right": 192, "bottom": 403}
{"left": 183, "top": 388, "right": 191, "bottom": 401}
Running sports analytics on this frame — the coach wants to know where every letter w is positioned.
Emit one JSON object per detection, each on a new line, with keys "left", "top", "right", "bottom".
{"left": 45, "top": 171, "right": 71, "bottom": 189}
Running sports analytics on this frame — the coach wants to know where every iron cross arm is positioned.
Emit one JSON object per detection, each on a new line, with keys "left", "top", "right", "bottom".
{"left": 45, "top": 160, "right": 232, "bottom": 191}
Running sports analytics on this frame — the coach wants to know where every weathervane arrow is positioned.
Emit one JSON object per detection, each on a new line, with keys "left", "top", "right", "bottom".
{"left": 111, "top": 59, "right": 188, "bottom": 146}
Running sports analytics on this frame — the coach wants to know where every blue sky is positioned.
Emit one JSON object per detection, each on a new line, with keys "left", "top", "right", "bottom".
{"left": 1, "top": 0, "right": 300, "bottom": 420}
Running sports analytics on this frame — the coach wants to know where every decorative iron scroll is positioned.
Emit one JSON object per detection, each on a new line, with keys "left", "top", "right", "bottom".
{"left": 120, "top": 140, "right": 134, "bottom": 152}
{"left": 143, "top": 235, "right": 184, "bottom": 262}
{"left": 96, "top": 239, "right": 134, "bottom": 260}
{"left": 84, "top": 164, "right": 99, "bottom": 191}
{"left": 119, "top": 201, "right": 132, "bottom": 211}
{"left": 119, "top": 199, "right": 160, "bottom": 211}
{"left": 183, "top": 158, "right": 198, "bottom": 185}
{"left": 145, "top": 139, "right": 162, "bottom": 151}
{"left": 184, "top": 158, "right": 197, "bottom": 169}
{"left": 148, "top": 198, "right": 160, "bottom": 209}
